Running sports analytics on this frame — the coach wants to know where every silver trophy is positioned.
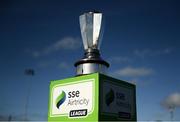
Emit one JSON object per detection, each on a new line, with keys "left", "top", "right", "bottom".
{"left": 74, "top": 12, "right": 109, "bottom": 75}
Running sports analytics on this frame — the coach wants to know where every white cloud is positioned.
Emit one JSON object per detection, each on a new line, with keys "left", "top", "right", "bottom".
{"left": 29, "top": 37, "right": 81, "bottom": 57}
{"left": 114, "top": 66, "right": 153, "bottom": 77}
{"left": 44, "top": 37, "right": 81, "bottom": 54}
{"left": 163, "top": 48, "right": 172, "bottom": 54}
{"left": 36, "top": 60, "right": 71, "bottom": 70}
{"left": 134, "top": 49, "right": 151, "bottom": 58}
{"left": 37, "top": 60, "right": 56, "bottom": 68}
{"left": 134, "top": 48, "right": 172, "bottom": 58}
{"left": 58, "top": 62, "right": 70, "bottom": 70}
{"left": 162, "top": 93, "right": 180, "bottom": 109}
{"left": 109, "top": 56, "right": 130, "bottom": 63}
{"left": 32, "top": 51, "right": 40, "bottom": 57}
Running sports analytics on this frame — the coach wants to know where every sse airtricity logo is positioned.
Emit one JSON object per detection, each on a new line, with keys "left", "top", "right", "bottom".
{"left": 105, "top": 88, "right": 115, "bottom": 106}
{"left": 50, "top": 80, "right": 94, "bottom": 117}
{"left": 56, "top": 91, "right": 66, "bottom": 109}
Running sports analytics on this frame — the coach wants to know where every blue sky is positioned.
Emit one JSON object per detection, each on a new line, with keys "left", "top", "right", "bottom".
{"left": 0, "top": 0, "right": 180, "bottom": 121}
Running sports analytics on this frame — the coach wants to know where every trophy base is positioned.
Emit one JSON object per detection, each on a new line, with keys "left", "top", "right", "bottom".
{"left": 74, "top": 48, "right": 109, "bottom": 75}
{"left": 48, "top": 73, "right": 137, "bottom": 121}
{"left": 75, "top": 62, "right": 107, "bottom": 75}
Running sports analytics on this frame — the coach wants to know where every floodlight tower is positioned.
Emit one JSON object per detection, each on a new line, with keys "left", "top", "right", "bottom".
{"left": 74, "top": 12, "right": 109, "bottom": 75}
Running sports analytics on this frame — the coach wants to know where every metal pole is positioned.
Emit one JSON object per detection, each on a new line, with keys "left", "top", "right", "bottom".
{"left": 169, "top": 106, "right": 174, "bottom": 122}
{"left": 24, "top": 69, "right": 35, "bottom": 120}
{"left": 170, "top": 110, "right": 173, "bottom": 121}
